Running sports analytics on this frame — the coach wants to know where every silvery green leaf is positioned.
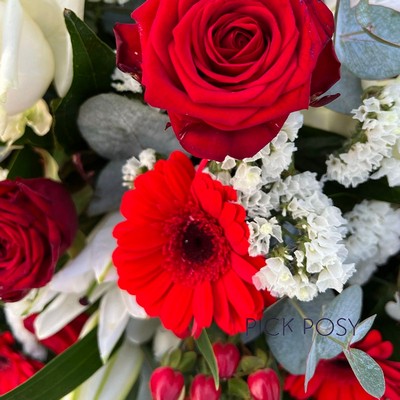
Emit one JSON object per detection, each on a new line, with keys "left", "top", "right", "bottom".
{"left": 348, "top": 314, "right": 377, "bottom": 345}
{"left": 247, "top": 292, "right": 334, "bottom": 375}
{"left": 335, "top": 0, "right": 400, "bottom": 79}
{"left": 355, "top": 0, "right": 400, "bottom": 47}
{"left": 78, "top": 93, "right": 183, "bottom": 160}
{"left": 87, "top": 160, "right": 126, "bottom": 216}
{"left": 324, "top": 65, "right": 363, "bottom": 114}
{"left": 304, "top": 338, "right": 318, "bottom": 391}
{"left": 314, "top": 285, "right": 362, "bottom": 360}
{"left": 344, "top": 348, "right": 385, "bottom": 398}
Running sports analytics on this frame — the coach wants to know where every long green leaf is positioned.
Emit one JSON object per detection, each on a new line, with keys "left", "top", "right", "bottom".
{"left": 0, "top": 329, "right": 102, "bottom": 400}
{"left": 195, "top": 330, "right": 220, "bottom": 389}
{"left": 52, "top": 10, "right": 115, "bottom": 153}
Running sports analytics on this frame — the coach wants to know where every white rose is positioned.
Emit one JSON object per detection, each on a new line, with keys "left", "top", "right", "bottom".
{"left": 0, "top": 0, "right": 84, "bottom": 133}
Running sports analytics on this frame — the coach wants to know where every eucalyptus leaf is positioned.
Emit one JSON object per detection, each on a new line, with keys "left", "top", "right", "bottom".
{"left": 245, "top": 292, "right": 334, "bottom": 375}
{"left": 304, "top": 339, "right": 318, "bottom": 391}
{"left": 324, "top": 65, "right": 363, "bottom": 115}
{"left": 344, "top": 348, "right": 385, "bottom": 398}
{"left": 355, "top": 0, "right": 400, "bottom": 47}
{"left": 348, "top": 315, "right": 377, "bottom": 345}
{"left": 52, "top": 10, "right": 116, "bottom": 153}
{"left": 0, "top": 329, "right": 102, "bottom": 400}
{"left": 87, "top": 160, "right": 126, "bottom": 216}
{"left": 335, "top": 0, "right": 400, "bottom": 79}
{"left": 195, "top": 330, "right": 220, "bottom": 389}
{"left": 77, "top": 93, "right": 184, "bottom": 160}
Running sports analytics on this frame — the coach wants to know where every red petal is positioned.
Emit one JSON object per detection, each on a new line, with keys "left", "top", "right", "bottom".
{"left": 169, "top": 113, "right": 287, "bottom": 161}
{"left": 114, "top": 23, "right": 142, "bottom": 81}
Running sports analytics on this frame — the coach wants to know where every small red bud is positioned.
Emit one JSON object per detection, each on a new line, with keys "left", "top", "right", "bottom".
{"left": 212, "top": 342, "right": 240, "bottom": 379}
{"left": 190, "top": 374, "right": 221, "bottom": 400}
{"left": 150, "top": 366, "right": 185, "bottom": 400}
{"left": 248, "top": 369, "right": 280, "bottom": 400}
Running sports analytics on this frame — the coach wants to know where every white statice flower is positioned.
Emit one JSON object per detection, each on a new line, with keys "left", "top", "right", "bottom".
{"left": 230, "top": 163, "right": 262, "bottom": 195}
{"left": 252, "top": 172, "right": 354, "bottom": 301}
{"left": 345, "top": 200, "right": 400, "bottom": 285}
{"left": 325, "top": 78, "right": 400, "bottom": 187}
{"left": 122, "top": 148, "right": 157, "bottom": 188}
{"left": 111, "top": 68, "right": 142, "bottom": 94}
{"left": 248, "top": 217, "right": 282, "bottom": 257}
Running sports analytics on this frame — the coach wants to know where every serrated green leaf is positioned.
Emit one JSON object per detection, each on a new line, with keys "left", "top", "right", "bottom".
{"left": 355, "top": 0, "right": 400, "bottom": 47}
{"left": 335, "top": 0, "right": 400, "bottom": 79}
{"left": 344, "top": 348, "right": 385, "bottom": 398}
{"left": 0, "top": 329, "right": 102, "bottom": 400}
{"left": 195, "top": 330, "right": 220, "bottom": 389}
{"left": 52, "top": 10, "right": 115, "bottom": 153}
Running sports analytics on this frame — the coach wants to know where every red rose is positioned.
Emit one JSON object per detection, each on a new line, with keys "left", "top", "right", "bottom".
{"left": 114, "top": 0, "right": 340, "bottom": 161}
{"left": 0, "top": 331, "right": 44, "bottom": 395}
{"left": 0, "top": 178, "right": 78, "bottom": 302}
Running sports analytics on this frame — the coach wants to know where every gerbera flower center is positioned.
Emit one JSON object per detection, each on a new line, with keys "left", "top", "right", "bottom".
{"left": 163, "top": 208, "right": 230, "bottom": 286}
{"left": 182, "top": 222, "right": 214, "bottom": 263}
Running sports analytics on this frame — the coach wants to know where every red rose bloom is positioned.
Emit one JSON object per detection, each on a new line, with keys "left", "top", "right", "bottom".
{"left": 114, "top": 0, "right": 340, "bottom": 161}
{"left": 112, "top": 151, "right": 265, "bottom": 336}
{"left": 284, "top": 330, "right": 400, "bottom": 400}
{"left": 0, "top": 331, "right": 44, "bottom": 395}
{"left": 0, "top": 178, "right": 78, "bottom": 302}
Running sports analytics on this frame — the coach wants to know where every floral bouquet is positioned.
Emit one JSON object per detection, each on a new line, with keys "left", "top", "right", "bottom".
{"left": 0, "top": 0, "right": 399, "bottom": 399}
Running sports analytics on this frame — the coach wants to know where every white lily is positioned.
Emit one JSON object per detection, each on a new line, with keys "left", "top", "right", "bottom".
{"left": 63, "top": 338, "right": 144, "bottom": 400}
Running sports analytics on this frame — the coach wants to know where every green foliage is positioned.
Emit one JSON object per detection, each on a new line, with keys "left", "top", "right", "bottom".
{"left": 51, "top": 10, "right": 116, "bottom": 153}
{"left": 335, "top": 0, "right": 400, "bottom": 79}
{"left": 196, "top": 330, "right": 220, "bottom": 389}
{"left": 0, "top": 329, "right": 102, "bottom": 400}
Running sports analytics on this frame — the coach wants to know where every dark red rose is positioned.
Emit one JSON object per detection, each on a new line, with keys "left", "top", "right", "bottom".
{"left": 0, "top": 178, "right": 78, "bottom": 302}
{"left": 114, "top": 0, "right": 340, "bottom": 161}
{"left": 0, "top": 331, "right": 44, "bottom": 395}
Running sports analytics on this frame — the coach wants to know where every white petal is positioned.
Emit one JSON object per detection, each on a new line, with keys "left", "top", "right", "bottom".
{"left": 385, "top": 292, "right": 400, "bottom": 321}
{"left": 121, "top": 290, "right": 148, "bottom": 319}
{"left": 19, "top": 0, "right": 76, "bottom": 97}
{"left": 153, "top": 326, "right": 181, "bottom": 361}
{"left": 125, "top": 317, "right": 159, "bottom": 345}
{"left": 98, "top": 287, "right": 129, "bottom": 362}
{"left": 55, "top": 0, "right": 85, "bottom": 18}
{"left": 1, "top": 1, "right": 55, "bottom": 116}
{"left": 4, "top": 305, "right": 47, "bottom": 360}
{"left": 35, "top": 284, "right": 109, "bottom": 339}
{"left": 88, "top": 212, "right": 123, "bottom": 283}
{"left": 67, "top": 339, "right": 143, "bottom": 400}
{"left": 50, "top": 249, "right": 95, "bottom": 293}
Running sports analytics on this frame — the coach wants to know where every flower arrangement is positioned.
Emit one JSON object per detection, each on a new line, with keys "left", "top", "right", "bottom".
{"left": 0, "top": 0, "right": 399, "bottom": 399}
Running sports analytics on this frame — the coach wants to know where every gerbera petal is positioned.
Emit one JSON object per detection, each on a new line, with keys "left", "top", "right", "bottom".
{"left": 193, "top": 281, "right": 213, "bottom": 330}
{"left": 231, "top": 252, "right": 260, "bottom": 283}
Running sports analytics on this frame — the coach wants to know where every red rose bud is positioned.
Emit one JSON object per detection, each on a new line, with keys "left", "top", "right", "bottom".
{"left": 190, "top": 375, "right": 221, "bottom": 400}
{"left": 150, "top": 366, "right": 185, "bottom": 400}
{"left": 212, "top": 342, "right": 240, "bottom": 379}
{"left": 248, "top": 369, "right": 280, "bottom": 400}
{"left": 0, "top": 178, "right": 78, "bottom": 302}
{"left": 0, "top": 332, "right": 44, "bottom": 395}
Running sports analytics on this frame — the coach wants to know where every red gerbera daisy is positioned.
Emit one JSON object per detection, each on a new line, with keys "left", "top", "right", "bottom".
{"left": 284, "top": 330, "right": 400, "bottom": 400}
{"left": 112, "top": 151, "right": 266, "bottom": 336}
